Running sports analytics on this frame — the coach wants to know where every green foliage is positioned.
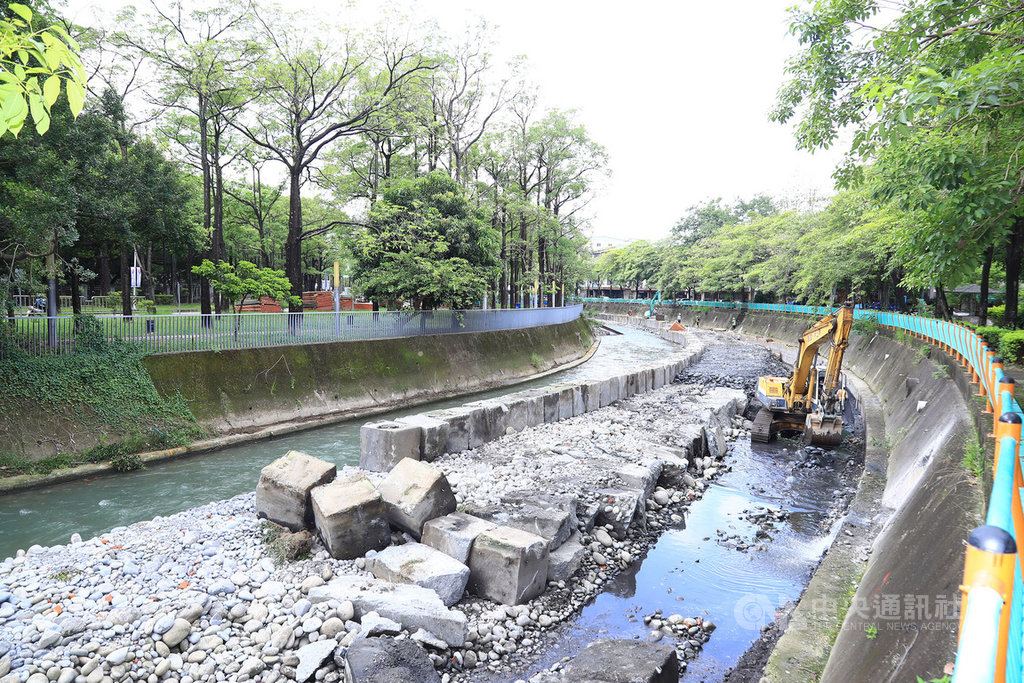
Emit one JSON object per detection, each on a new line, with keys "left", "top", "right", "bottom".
{"left": 154, "top": 294, "right": 174, "bottom": 305}
{"left": 110, "top": 451, "right": 144, "bottom": 472}
{"left": 0, "top": 2, "right": 87, "bottom": 137}
{"left": 975, "top": 326, "right": 1007, "bottom": 352}
{"left": 530, "top": 352, "right": 543, "bottom": 370}
{"left": 987, "top": 305, "right": 1006, "bottom": 326}
{"left": 0, "top": 314, "right": 202, "bottom": 470}
{"left": 352, "top": 172, "right": 497, "bottom": 309}
{"left": 962, "top": 438, "right": 984, "bottom": 478}
{"left": 999, "top": 330, "right": 1024, "bottom": 365}
{"left": 191, "top": 259, "right": 297, "bottom": 313}
{"left": 852, "top": 315, "right": 878, "bottom": 337}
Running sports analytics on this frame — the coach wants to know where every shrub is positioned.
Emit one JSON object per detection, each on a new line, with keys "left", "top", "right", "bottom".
{"left": 110, "top": 451, "right": 144, "bottom": 472}
{"left": 852, "top": 314, "right": 879, "bottom": 336}
{"left": 975, "top": 325, "right": 1008, "bottom": 352}
{"left": 1000, "top": 330, "right": 1024, "bottom": 365}
{"left": 154, "top": 294, "right": 174, "bottom": 305}
{"left": 144, "top": 301, "right": 157, "bottom": 315}
{"left": 987, "top": 304, "right": 1006, "bottom": 325}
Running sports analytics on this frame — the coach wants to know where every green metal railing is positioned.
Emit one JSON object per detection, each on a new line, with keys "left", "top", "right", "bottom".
{"left": 578, "top": 296, "right": 1020, "bottom": 681}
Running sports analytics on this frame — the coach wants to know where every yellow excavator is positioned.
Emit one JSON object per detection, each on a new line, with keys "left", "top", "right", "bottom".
{"left": 751, "top": 302, "right": 854, "bottom": 446}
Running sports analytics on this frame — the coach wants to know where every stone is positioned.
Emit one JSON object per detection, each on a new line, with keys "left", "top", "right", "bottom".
{"left": 582, "top": 380, "right": 603, "bottom": 413}
{"left": 595, "top": 488, "right": 643, "bottom": 539}
{"left": 541, "top": 390, "right": 560, "bottom": 423}
{"left": 421, "top": 512, "right": 496, "bottom": 564}
{"left": 310, "top": 474, "right": 391, "bottom": 560}
{"left": 432, "top": 405, "right": 487, "bottom": 452}
{"left": 468, "top": 525, "right": 549, "bottom": 605}
{"left": 377, "top": 458, "right": 457, "bottom": 538}
{"left": 369, "top": 542, "right": 470, "bottom": 606}
{"left": 464, "top": 399, "right": 509, "bottom": 444}
{"left": 359, "top": 421, "right": 422, "bottom": 472}
{"left": 360, "top": 611, "right": 401, "bottom": 636}
{"left": 295, "top": 639, "right": 337, "bottom": 683}
{"left": 343, "top": 637, "right": 440, "bottom": 683}
{"left": 466, "top": 503, "right": 572, "bottom": 550}
{"left": 617, "top": 461, "right": 663, "bottom": 500}
{"left": 562, "top": 639, "right": 679, "bottom": 683}
{"left": 548, "top": 532, "right": 586, "bottom": 582}
{"left": 161, "top": 618, "right": 192, "bottom": 648}
{"left": 393, "top": 414, "right": 450, "bottom": 462}
{"left": 255, "top": 451, "right": 337, "bottom": 531}
{"left": 503, "top": 393, "right": 543, "bottom": 431}
{"left": 308, "top": 576, "right": 467, "bottom": 647}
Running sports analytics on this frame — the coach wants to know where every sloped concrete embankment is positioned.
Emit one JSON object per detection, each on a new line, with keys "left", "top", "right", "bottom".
{"left": 144, "top": 319, "right": 593, "bottom": 436}
{"left": 587, "top": 302, "right": 985, "bottom": 681}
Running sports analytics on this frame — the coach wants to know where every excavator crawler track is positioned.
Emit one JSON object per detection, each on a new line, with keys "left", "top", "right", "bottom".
{"left": 751, "top": 408, "right": 774, "bottom": 443}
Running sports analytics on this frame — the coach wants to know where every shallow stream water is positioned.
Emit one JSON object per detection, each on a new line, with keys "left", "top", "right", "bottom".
{"left": 0, "top": 327, "right": 676, "bottom": 560}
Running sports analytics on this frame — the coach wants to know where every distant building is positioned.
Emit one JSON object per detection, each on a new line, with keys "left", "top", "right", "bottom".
{"left": 587, "top": 235, "right": 632, "bottom": 256}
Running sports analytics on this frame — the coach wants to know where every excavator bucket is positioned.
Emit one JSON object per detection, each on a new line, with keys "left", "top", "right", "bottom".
{"left": 805, "top": 413, "right": 842, "bottom": 446}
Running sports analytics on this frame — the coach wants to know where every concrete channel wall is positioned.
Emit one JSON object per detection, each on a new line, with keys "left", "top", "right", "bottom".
{"left": 144, "top": 319, "right": 595, "bottom": 435}
{"left": 587, "top": 303, "right": 985, "bottom": 682}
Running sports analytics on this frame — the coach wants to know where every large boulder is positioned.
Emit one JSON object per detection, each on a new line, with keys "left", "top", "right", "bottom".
{"left": 468, "top": 525, "right": 549, "bottom": 605}
{"left": 421, "top": 511, "right": 496, "bottom": 564}
{"left": 616, "top": 461, "right": 663, "bottom": 500}
{"left": 343, "top": 637, "right": 441, "bottom": 683}
{"left": 310, "top": 474, "right": 390, "bottom": 560}
{"left": 466, "top": 503, "right": 572, "bottom": 550}
{"left": 255, "top": 451, "right": 336, "bottom": 531}
{"left": 359, "top": 421, "right": 421, "bottom": 472}
{"left": 562, "top": 639, "right": 679, "bottom": 683}
{"left": 377, "top": 458, "right": 457, "bottom": 538}
{"left": 308, "top": 576, "right": 467, "bottom": 647}
{"left": 393, "top": 414, "right": 450, "bottom": 462}
{"left": 369, "top": 542, "right": 470, "bottom": 606}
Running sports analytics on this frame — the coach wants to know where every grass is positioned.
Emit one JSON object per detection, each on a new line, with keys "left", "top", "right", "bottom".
{"left": 962, "top": 438, "right": 984, "bottom": 477}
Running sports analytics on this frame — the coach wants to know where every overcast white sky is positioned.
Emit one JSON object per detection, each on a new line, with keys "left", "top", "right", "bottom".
{"left": 63, "top": 0, "right": 845, "bottom": 243}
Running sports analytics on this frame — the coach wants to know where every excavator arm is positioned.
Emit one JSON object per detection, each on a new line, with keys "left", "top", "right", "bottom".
{"left": 820, "top": 304, "right": 854, "bottom": 412}
{"left": 784, "top": 303, "right": 854, "bottom": 412}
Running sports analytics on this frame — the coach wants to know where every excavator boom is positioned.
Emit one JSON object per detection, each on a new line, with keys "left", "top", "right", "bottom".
{"left": 752, "top": 302, "right": 854, "bottom": 445}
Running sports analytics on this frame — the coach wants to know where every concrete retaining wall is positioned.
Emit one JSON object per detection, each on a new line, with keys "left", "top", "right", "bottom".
{"left": 145, "top": 319, "right": 594, "bottom": 435}
{"left": 590, "top": 302, "right": 985, "bottom": 681}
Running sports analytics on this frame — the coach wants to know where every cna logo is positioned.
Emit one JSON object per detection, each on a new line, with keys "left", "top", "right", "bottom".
{"left": 734, "top": 593, "right": 783, "bottom": 630}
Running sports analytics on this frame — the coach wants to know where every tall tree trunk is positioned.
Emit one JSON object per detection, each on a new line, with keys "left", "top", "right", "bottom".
{"left": 980, "top": 244, "right": 994, "bottom": 324}
{"left": 70, "top": 265, "right": 81, "bottom": 315}
{"left": 286, "top": 167, "right": 304, "bottom": 315}
{"left": 935, "top": 284, "right": 951, "bottom": 320}
{"left": 120, "top": 248, "right": 132, "bottom": 317}
{"left": 212, "top": 128, "right": 226, "bottom": 314}
{"left": 98, "top": 244, "right": 111, "bottom": 295}
{"left": 145, "top": 244, "right": 156, "bottom": 302}
{"left": 199, "top": 94, "right": 213, "bottom": 320}
{"left": 1006, "top": 217, "right": 1024, "bottom": 328}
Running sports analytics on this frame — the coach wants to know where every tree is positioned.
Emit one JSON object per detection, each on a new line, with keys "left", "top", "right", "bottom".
{"left": 191, "top": 259, "right": 295, "bottom": 312}
{"left": 351, "top": 172, "right": 496, "bottom": 309}
{"left": 231, "top": 8, "right": 434, "bottom": 310}
{"left": 772, "top": 0, "right": 1024, "bottom": 321}
{"left": 1, "top": 2, "right": 86, "bottom": 138}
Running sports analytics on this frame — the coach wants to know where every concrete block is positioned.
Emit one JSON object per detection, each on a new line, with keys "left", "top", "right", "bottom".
{"left": 344, "top": 637, "right": 440, "bottom": 682}
{"left": 256, "top": 451, "right": 337, "bottom": 531}
{"left": 378, "top": 458, "right": 457, "bottom": 538}
{"left": 421, "top": 511, "right": 496, "bottom": 564}
{"left": 369, "top": 542, "right": 470, "bottom": 606}
{"left": 468, "top": 526, "right": 549, "bottom": 605}
{"left": 595, "top": 488, "right": 644, "bottom": 539}
{"left": 617, "top": 461, "right": 663, "bottom": 500}
{"left": 466, "top": 503, "right": 572, "bottom": 550}
{"left": 599, "top": 377, "right": 618, "bottom": 407}
{"left": 569, "top": 383, "right": 585, "bottom": 415}
{"left": 564, "top": 639, "right": 679, "bottom": 683}
{"left": 582, "top": 380, "right": 602, "bottom": 413}
{"left": 359, "top": 421, "right": 421, "bottom": 472}
{"left": 423, "top": 406, "right": 480, "bottom": 453}
{"left": 310, "top": 474, "right": 390, "bottom": 560}
{"left": 542, "top": 390, "right": 560, "bottom": 423}
{"left": 308, "top": 575, "right": 467, "bottom": 647}
{"left": 502, "top": 490, "right": 579, "bottom": 529}
{"left": 552, "top": 384, "right": 575, "bottom": 420}
{"left": 625, "top": 371, "right": 638, "bottom": 398}
{"left": 547, "top": 532, "right": 586, "bottom": 582}
{"left": 394, "top": 414, "right": 450, "bottom": 462}
{"left": 465, "top": 399, "right": 508, "bottom": 444}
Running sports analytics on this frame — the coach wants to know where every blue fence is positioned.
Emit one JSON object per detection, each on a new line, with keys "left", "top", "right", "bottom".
{"left": 6, "top": 305, "right": 583, "bottom": 356}
{"left": 578, "top": 296, "right": 1019, "bottom": 680}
